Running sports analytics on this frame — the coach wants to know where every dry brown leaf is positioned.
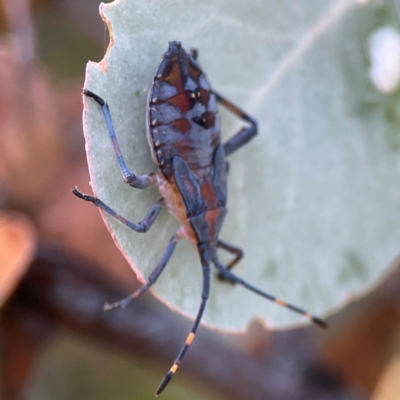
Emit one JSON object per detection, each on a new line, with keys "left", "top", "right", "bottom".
{"left": 37, "top": 158, "right": 137, "bottom": 290}
{"left": 0, "top": 211, "right": 37, "bottom": 306}
{"left": 372, "top": 357, "right": 400, "bottom": 400}
{"left": 0, "top": 39, "right": 63, "bottom": 207}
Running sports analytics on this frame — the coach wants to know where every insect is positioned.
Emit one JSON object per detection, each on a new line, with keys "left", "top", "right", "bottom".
{"left": 73, "top": 41, "right": 326, "bottom": 395}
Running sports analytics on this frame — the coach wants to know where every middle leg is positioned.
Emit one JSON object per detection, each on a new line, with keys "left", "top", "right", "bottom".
{"left": 216, "top": 240, "right": 244, "bottom": 282}
{"left": 73, "top": 187, "right": 163, "bottom": 234}
{"left": 214, "top": 90, "right": 258, "bottom": 157}
{"left": 217, "top": 240, "right": 243, "bottom": 270}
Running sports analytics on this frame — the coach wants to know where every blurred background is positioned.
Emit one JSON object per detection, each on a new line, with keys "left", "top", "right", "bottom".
{"left": 1, "top": 0, "right": 400, "bottom": 399}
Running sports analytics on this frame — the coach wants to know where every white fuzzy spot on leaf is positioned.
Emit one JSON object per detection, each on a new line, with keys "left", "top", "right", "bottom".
{"left": 368, "top": 26, "right": 400, "bottom": 93}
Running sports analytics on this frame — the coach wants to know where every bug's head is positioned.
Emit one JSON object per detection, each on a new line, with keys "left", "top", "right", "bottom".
{"left": 166, "top": 41, "right": 184, "bottom": 58}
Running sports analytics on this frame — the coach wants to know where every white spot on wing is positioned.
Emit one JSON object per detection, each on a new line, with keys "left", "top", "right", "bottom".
{"left": 199, "top": 74, "right": 211, "bottom": 90}
{"left": 207, "top": 93, "right": 217, "bottom": 112}
{"left": 184, "top": 77, "right": 197, "bottom": 91}
{"left": 152, "top": 81, "right": 178, "bottom": 101}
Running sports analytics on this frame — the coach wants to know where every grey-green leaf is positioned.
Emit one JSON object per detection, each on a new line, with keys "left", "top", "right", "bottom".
{"left": 83, "top": 0, "right": 400, "bottom": 330}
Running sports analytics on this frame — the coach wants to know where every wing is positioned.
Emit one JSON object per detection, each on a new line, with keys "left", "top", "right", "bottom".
{"left": 172, "top": 156, "right": 205, "bottom": 216}
{"left": 211, "top": 145, "right": 227, "bottom": 207}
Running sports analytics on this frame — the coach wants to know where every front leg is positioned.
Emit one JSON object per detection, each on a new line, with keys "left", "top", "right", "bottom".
{"left": 83, "top": 89, "right": 155, "bottom": 189}
{"left": 214, "top": 90, "right": 257, "bottom": 157}
{"left": 73, "top": 188, "right": 163, "bottom": 234}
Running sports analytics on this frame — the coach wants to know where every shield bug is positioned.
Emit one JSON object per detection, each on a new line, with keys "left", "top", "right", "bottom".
{"left": 73, "top": 41, "right": 326, "bottom": 395}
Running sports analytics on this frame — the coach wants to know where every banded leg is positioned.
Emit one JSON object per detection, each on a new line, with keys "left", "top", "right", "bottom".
{"left": 105, "top": 233, "right": 180, "bottom": 311}
{"left": 73, "top": 188, "right": 163, "bottom": 234}
{"left": 156, "top": 263, "right": 211, "bottom": 395}
{"left": 214, "top": 90, "right": 258, "bottom": 157}
{"left": 83, "top": 89, "right": 154, "bottom": 189}
{"left": 213, "top": 258, "right": 327, "bottom": 328}
{"left": 216, "top": 240, "right": 243, "bottom": 282}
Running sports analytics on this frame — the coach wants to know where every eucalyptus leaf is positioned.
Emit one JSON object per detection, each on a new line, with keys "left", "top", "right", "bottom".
{"left": 83, "top": 0, "right": 400, "bottom": 330}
